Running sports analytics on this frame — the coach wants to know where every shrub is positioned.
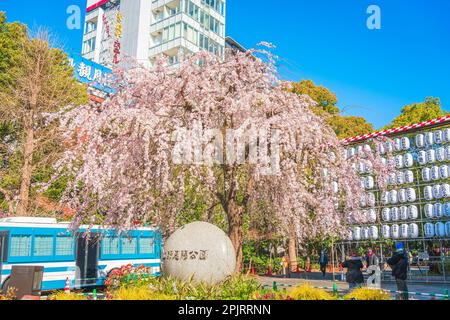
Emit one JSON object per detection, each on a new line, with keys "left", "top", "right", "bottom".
{"left": 253, "top": 289, "right": 293, "bottom": 300}
{"left": 48, "top": 292, "right": 89, "bottom": 301}
{"left": 290, "top": 284, "right": 336, "bottom": 300}
{"left": 0, "top": 287, "right": 17, "bottom": 300}
{"left": 111, "top": 285, "right": 176, "bottom": 300}
{"left": 344, "top": 287, "right": 391, "bottom": 300}
{"left": 105, "top": 264, "right": 155, "bottom": 292}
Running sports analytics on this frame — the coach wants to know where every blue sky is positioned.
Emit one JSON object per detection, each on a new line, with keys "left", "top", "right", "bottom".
{"left": 1, "top": 0, "right": 449, "bottom": 129}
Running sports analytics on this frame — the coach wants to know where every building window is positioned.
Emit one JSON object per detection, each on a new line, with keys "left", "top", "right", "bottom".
{"left": 82, "top": 37, "right": 96, "bottom": 55}
{"left": 56, "top": 236, "right": 74, "bottom": 256}
{"left": 103, "top": 237, "right": 120, "bottom": 255}
{"left": 139, "top": 238, "right": 155, "bottom": 254}
{"left": 121, "top": 238, "right": 137, "bottom": 255}
{"left": 33, "top": 235, "right": 54, "bottom": 257}
{"left": 84, "top": 21, "right": 97, "bottom": 35}
{"left": 10, "top": 235, "right": 31, "bottom": 257}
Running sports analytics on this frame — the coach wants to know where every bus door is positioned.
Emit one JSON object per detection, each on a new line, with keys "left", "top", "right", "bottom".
{"left": 0, "top": 231, "right": 9, "bottom": 289}
{"left": 75, "top": 233, "right": 100, "bottom": 287}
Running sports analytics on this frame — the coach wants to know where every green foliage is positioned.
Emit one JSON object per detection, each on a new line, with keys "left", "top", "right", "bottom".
{"left": 344, "top": 287, "right": 391, "bottom": 300}
{"left": 0, "top": 287, "right": 17, "bottom": 300}
{"left": 290, "top": 79, "right": 374, "bottom": 139}
{"left": 385, "top": 97, "right": 448, "bottom": 129}
{"left": 290, "top": 80, "right": 339, "bottom": 115}
{"left": 48, "top": 292, "right": 89, "bottom": 301}
{"left": 111, "top": 285, "right": 176, "bottom": 301}
{"left": 328, "top": 115, "right": 374, "bottom": 139}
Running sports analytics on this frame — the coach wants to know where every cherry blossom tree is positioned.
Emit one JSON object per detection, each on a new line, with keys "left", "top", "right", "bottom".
{"left": 47, "top": 46, "right": 393, "bottom": 272}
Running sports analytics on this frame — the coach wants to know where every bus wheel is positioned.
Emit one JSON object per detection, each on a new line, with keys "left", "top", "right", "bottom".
{"left": 1, "top": 276, "right": 11, "bottom": 293}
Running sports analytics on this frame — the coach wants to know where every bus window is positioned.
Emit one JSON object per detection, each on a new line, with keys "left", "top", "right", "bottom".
{"left": 33, "top": 235, "right": 54, "bottom": 257}
{"left": 103, "top": 237, "right": 119, "bottom": 255}
{"left": 10, "top": 235, "right": 32, "bottom": 257}
{"left": 139, "top": 237, "right": 155, "bottom": 254}
{"left": 121, "top": 237, "right": 137, "bottom": 255}
{"left": 56, "top": 236, "right": 74, "bottom": 256}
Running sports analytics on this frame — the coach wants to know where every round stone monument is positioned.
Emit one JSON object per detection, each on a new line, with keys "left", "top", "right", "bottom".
{"left": 162, "top": 222, "right": 236, "bottom": 284}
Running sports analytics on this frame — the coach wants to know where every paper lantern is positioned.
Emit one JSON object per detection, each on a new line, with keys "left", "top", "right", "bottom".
{"left": 382, "top": 225, "right": 391, "bottom": 239}
{"left": 424, "top": 186, "right": 434, "bottom": 201}
{"left": 381, "top": 157, "right": 387, "bottom": 166}
{"left": 400, "top": 224, "right": 409, "bottom": 239}
{"left": 348, "top": 228, "right": 354, "bottom": 241}
{"left": 434, "top": 203, "right": 444, "bottom": 219}
{"left": 393, "top": 138, "right": 402, "bottom": 152}
{"left": 424, "top": 223, "right": 435, "bottom": 238}
{"left": 409, "top": 224, "right": 419, "bottom": 238}
{"left": 408, "top": 205, "right": 419, "bottom": 220}
{"left": 365, "top": 162, "right": 373, "bottom": 174}
{"left": 364, "top": 144, "right": 371, "bottom": 153}
{"left": 442, "top": 184, "right": 450, "bottom": 198}
{"left": 391, "top": 207, "right": 400, "bottom": 221}
{"left": 360, "top": 195, "right": 367, "bottom": 208}
{"left": 388, "top": 172, "right": 396, "bottom": 186}
{"left": 332, "top": 181, "right": 339, "bottom": 194}
{"left": 445, "top": 202, "right": 450, "bottom": 217}
{"left": 358, "top": 162, "right": 366, "bottom": 174}
{"left": 386, "top": 142, "right": 394, "bottom": 153}
{"left": 360, "top": 178, "right": 365, "bottom": 189}
{"left": 435, "top": 222, "right": 445, "bottom": 237}
{"left": 362, "top": 227, "right": 370, "bottom": 240}
{"left": 349, "top": 147, "right": 356, "bottom": 157}
{"left": 403, "top": 153, "right": 414, "bottom": 168}
{"left": 401, "top": 137, "right": 411, "bottom": 150}
{"left": 368, "top": 209, "right": 377, "bottom": 223}
{"left": 424, "top": 204, "right": 434, "bottom": 219}
{"left": 369, "top": 226, "right": 379, "bottom": 240}
{"left": 437, "top": 147, "right": 446, "bottom": 162}
{"left": 367, "top": 193, "right": 376, "bottom": 207}
{"left": 426, "top": 149, "right": 436, "bottom": 164}
{"left": 415, "top": 134, "right": 425, "bottom": 148}
{"left": 396, "top": 172, "right": 405, "bottom": 185}
{"left": 422, "top": 168, "right": 431, "bottom": 182}
{"left": 400, "top": 206, "right": 408, "bottom": 220}
{"left": 425, "top": 132, "right": 434, "bottom": 146}
{"left": 406, "top": 188, "right": 417, "bottom": 203}
{"left": 379, "top": 143, "right": 386, "bottom": 155}
{"left": 433, "top": 184, "right": 442, "bottom": 199}
{"left": 418, "top": 151, "right": 427, "bottom": 165}
{"left": 404, "top": 170, "right": 414, "bottom": 184}
{"left": 395, "top": 155, "right": 404, "bottom": 169}
{"left": 434, "top": 130, "right": 444, "bottom": 144}
{"left": 381, "top": 192, "right": 389, "bottom": 205}
{"left": 398, "top": 189, "right": 407, "bottom": 203}
{"left": 440, "top": 165, "right": 449, "bottom": 180}
{"left": 382, "top": 208, "right": 391, "bottom": 222}
{"left": 446, "top": 146, "right": 450, "bottom": 161}
{"left": 431, "top": 166, "right": 440, "bottom": 181}
{"left": 444, "top": 128, "right": 450, "bottom": 143}
{"left": 391, "top": 224, "right": 400, "bottom": 239}
{"left": 445, "top": 222, "right": 450, "bottom": 237}
{"left": 390, "top": 190, "right": 398, "bottom": 204}
{"left": 365, "top": 176, "right": 375, "bottom": 190}
{"left": 353, "top": 227, "right": 362, "bottom": 241}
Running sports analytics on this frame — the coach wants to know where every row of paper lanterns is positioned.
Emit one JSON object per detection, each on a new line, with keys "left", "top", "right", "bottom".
{"left": 345, "top": 129, "right": 450, "bottom": 160}
{"left": 381, "top": 188, "right": 417, "bottom": 204}
{"left": 422, "top": 165, "right": 450, "bottom": 182}
{"left": 351, "top": 222, "right": 450, "bottom": 240}
{"left": 381, "top": 203, "right": 450, "bottom": 221}
{"left": 379, "top": 147, "right": 450, "bottom": 169}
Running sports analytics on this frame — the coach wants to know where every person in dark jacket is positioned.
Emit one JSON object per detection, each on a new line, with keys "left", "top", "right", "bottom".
{"left": 319, "top": 250, "right": 329, "bottom": 278}
{"left": 387, "top": 242, "right": 409, "bottom": 300}
{"left": 342, "top": 251, "right": 364, "bottom": 289}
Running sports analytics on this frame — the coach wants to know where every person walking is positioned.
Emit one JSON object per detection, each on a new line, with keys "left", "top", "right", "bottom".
{"left": 387, "top": 242, "right": 409, "bottom": 300}
{"left": 319, "top": 250, "right": 329, "bottom": 278}
{"left": 342, "top": 251, "right": 364, "bottom": 290}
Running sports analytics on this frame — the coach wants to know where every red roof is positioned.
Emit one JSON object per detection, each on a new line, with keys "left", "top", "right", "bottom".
{"left": 342, "top": 115, "right": 450, "bottom": 144}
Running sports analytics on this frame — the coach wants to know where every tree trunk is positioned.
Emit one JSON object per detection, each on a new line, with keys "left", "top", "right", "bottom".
{"left": 227, "top": 200, "right": 243, "bottom": 274}
{"left": 16, "top": 122, "right": 34, "bottom": 216}
{"left": 288, "top": 235, "right": 298, "bottom": 272}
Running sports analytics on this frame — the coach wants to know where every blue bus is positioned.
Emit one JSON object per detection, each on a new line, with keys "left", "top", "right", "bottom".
{"left": 0, "top": 217, "right": 162, "bottom": 291}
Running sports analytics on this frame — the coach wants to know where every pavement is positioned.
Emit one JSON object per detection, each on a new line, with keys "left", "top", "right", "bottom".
{"left": 256, "top": 271, "right": 450, "bottom": 300}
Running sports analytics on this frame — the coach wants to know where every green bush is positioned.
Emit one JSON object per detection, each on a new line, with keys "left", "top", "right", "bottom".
{"left": 344, "top": 287, "right": 391, "bottom": 300}
{"left": 290, "top": 284, "right": 336, "bottom": 300}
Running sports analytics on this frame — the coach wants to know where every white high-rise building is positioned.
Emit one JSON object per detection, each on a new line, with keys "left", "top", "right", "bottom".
{"left": 82, "top": 0, "right": 226, "bottom": 68}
